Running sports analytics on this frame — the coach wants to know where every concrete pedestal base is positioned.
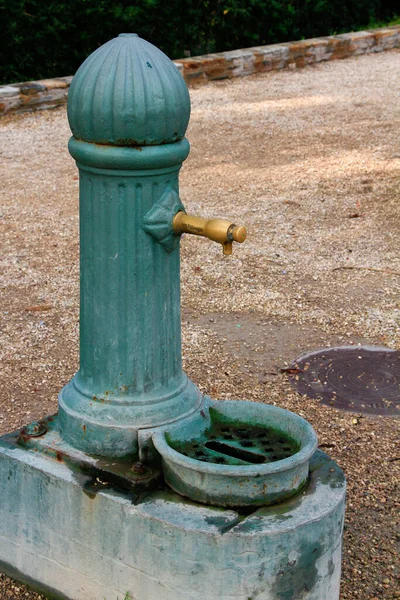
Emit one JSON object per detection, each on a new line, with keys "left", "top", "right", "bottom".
{"left": 0, "top": 430, "right": 345, "bottom": 600}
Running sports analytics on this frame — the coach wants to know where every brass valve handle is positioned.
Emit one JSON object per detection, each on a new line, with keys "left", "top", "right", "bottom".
{"left": 172, "top": 211, "right": 247, "bottom": 255}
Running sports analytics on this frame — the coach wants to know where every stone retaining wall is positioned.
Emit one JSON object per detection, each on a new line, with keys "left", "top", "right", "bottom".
{"left": 1, "top": 26, "right": 399, "bottom": 117}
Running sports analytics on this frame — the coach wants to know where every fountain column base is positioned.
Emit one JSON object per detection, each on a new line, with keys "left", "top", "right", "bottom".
{"left": 0, "top": 425, "right": 345, "bottom": 600}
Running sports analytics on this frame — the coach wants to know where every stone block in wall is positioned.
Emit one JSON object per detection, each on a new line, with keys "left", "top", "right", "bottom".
{"left": 19, "top": 82, "right": 47, "bottom": 95}
{"left": 328, "top": 36, "right": 353, "bottom": 60}
{"left": 284, "top": 38, "right": 329, "bottom": 68}
{"left": 221, "top": 50, "right": 244, "bottom": 71}
{"left": 36, "top": 78, "right": 70, "bottom": 90}
{"left": 303, "top": 38, "right": 330, "bottom": 64}
{"left": 180, "top": 58, "right": 205, "bottom": 81}
{"left": 286, "top": 40, "right": 308, "bottom": 68}
{"left": 19, "top": 87, "right": 69, "bottom": 109}
{"left": 0, "top": 85, "right": 20, "bottom": 97}
{"left": 230, "top": 50, "right": 256, "bottom": 77}
{"left": 0, "top": 86, "right": 20, "bottom": 114}
{"left": 173, "top": 62, "right": 184, "bottom": 73}
{"left": 346, "top": 31, "right": 375, "bottom": 55}
{"left": 200, "top": 56, "right": 229, "bottom": 80}
{"left": 59, "top": 76, "right": 73, "bottom": 85}
{"left": 253, "top": 46, "right": 289, "bottom": 72}
{"left": 372, "top": 27, "right": 400, "bottom": 50}
{"left": 242, "top": 50, "right": 257, "bottom": 76}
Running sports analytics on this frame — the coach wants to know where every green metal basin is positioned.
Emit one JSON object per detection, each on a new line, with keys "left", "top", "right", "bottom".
{"left": 153, "top": 399, "right": 318, "bottom": 507}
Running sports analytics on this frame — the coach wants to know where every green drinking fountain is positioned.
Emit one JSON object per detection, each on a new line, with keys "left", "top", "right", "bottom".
{"left": 0, "top": 34, "right": 346, "bottom": 600}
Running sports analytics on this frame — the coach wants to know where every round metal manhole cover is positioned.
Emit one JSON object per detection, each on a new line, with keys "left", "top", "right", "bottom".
{"left": 286, "top": 346, "right": 400, "bottom": 416}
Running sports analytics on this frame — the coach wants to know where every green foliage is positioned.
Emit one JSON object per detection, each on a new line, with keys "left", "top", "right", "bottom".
{"left": 367, "top": 13, "right": 400, "bottom": 27}
{"left": 0, "top": 0, "right": 398, "bottom": 84}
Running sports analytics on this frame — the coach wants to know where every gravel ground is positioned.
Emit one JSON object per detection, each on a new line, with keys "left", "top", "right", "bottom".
{"left": 1, "top": 50, "right": 400, "bottom": 599}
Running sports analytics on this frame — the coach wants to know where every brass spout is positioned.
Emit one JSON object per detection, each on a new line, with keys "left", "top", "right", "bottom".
{"left": 173, "top": 211, "right": 247, "bottom": 255}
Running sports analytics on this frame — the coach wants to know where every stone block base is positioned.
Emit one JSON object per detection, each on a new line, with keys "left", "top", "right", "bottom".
{"left": 0, "top": 430, "right": 345, "bottom": 600}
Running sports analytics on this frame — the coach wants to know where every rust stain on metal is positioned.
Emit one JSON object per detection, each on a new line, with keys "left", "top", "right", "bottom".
{"left": 131, "top": 462, "right": 147, "bottom": 475}
{"left": 18, "top": 420, "right": 48, "bottom": 443}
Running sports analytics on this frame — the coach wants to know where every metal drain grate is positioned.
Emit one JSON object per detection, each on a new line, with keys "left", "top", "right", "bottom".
{"left": 286, "top": 346, "right": 400, "bottom": 416}
{"left": 169, "top": 422, "right": 300, "bottom": 466}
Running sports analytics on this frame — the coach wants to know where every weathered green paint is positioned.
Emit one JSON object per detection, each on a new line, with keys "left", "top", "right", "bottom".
{"left": 59, "top": 35, "right": 202, "bottom": 456}
{"left": 67, "top": 34, "right": 190, "bottom": 147}
{"left": 153, "top": 400, "right": 318, "bottom": 507}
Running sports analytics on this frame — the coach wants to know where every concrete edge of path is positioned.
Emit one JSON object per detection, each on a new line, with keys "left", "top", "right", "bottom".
{"left": 0, "top": 25, "right": 399, "bottom": 117}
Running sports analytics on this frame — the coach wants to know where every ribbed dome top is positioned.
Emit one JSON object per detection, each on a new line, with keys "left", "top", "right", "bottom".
{"left": 67, "top": 34, "right": 190, "bottom": 147}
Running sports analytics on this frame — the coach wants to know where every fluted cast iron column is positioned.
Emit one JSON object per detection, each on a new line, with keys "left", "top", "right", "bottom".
{"left": 58, "top": 34, "right": 201, "bottom": 457}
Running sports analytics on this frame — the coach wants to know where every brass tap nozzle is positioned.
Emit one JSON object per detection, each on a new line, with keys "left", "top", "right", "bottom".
{"left": 172, "top": 211, "right": 247, "bottom": 255}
